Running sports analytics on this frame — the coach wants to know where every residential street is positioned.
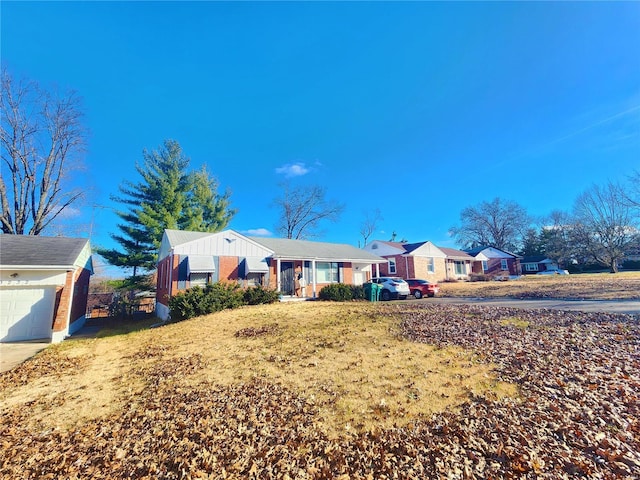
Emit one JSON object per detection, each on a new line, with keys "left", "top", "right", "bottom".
{"left": 422, "top": 297, "right": 640, "bottom": 315}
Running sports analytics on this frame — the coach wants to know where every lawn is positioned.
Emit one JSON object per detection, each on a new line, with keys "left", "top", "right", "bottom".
{"left": 1, "top": 296, "right": 639, "bottom": 478}
{"left": 439, "top": 271, "right": 640, "bottom": 300}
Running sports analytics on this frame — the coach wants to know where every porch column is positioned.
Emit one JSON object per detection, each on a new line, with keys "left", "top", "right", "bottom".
{"left": 311, "top": 259, "right": 317, "bottom": 298}
{"left": 375, "top": 262, "right": 380, "bottom": 277}
{"left": 276, "top": 258, "right": 281, "bottom": 293}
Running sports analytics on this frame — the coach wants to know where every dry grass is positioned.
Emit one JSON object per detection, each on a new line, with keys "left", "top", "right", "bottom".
{"left": 440, "top": 271, "right": 640, "bottom": 300}
{"left": 0, "top": 302, "right": 515, "bottom": 438}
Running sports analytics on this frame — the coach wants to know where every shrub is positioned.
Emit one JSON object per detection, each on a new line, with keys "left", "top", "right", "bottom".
{"left": 168, "top": 286, "right": 214, "bottom": 321}
{"left": 319, "top": 283, "right": 353, "bottom": 301}
{"left": 169, "top": 282, "right": 245, "bottom": 321}
{"left": 244, "top": 285, "right": 280, "bottom": 305}
{"left": 469, "top": 273, "right": 489, "bottom": 282}
{"left": 350, "top": 284, "right": 365, "bottom": 300}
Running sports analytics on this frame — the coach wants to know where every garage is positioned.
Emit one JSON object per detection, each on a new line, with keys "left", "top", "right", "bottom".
{"left": 0, "top": 286, "right": 55, "bottom": 342}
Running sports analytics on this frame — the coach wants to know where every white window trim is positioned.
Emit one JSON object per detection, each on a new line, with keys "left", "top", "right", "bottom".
{"left": 427, "top": 257, "right": 435, "bottom": 274}
{"left": 389, "top": 258, "right": 397, "bottom": 274}
{"left": 501, "top": 259, "right": 509, "bottom": 270}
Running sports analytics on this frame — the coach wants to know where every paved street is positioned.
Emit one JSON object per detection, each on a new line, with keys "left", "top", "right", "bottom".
{"left": 424, "top": 297, "right": 640, "bottom": 315}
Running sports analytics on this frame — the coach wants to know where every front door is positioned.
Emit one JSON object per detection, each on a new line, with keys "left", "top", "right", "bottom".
{"left": 280, "top": 262, "right": 294, "bottom": 296}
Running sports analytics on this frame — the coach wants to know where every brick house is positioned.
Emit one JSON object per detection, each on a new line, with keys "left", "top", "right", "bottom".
{"left": 0, "top": 235, "right": 93, "bottom": 343}
{"left": 155, "top": 229, "right": 386, "bottom": 320}
{"left": 465, "top": 246, "right": 522, "bottom": 277}
{"left": 363, "top": 240, "right": 473, "bottom": 281}
{"left": 520, "top": 255, "right": 559, "bottom": 274}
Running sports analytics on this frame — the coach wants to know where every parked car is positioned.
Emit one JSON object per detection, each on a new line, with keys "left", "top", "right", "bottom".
{"left": 537, "top": 269, "right": 570, "bottom": 275}
{"left": 405, "top": 278, "right": 439, "bottom": 299}
{"left": 371, "top": 277, "right": 410, "bottom": 301}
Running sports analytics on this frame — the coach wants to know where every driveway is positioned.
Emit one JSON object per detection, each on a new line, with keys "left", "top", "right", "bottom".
{"left": 0, "top": 324, "right": 102, "bottom": 374}
{"left": 0, "top": 340, "right": 49, "bottom": 373}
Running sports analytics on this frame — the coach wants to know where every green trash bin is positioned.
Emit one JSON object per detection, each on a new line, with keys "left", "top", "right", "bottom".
{"left": 372, "top": 282, "right": 381, "bottom": 301}
{"left": 364, "top": 282, "right": 380, "bottom": 302}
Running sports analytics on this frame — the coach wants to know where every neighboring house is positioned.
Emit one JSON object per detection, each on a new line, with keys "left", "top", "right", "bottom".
{"left": 520, "top": 256, "right": 559, "bottom": 274}
{"left": 0, "top": 235, "right": 93, "bottom": 343}
{"left": 363, "top": 240, "right": 472, "bottom": 281}
{"left": 437, "top": 247, "right": 475, "bottom": 280}
{"left": 155, "top": 229, "right": 387, "bottom": 320}
{"left": 465, "top": 246, "right": 522, "bottom": 276}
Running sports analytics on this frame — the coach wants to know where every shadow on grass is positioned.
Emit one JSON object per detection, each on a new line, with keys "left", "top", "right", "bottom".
{"left": 87, "top": 314, "right": 164, "bottom": 339}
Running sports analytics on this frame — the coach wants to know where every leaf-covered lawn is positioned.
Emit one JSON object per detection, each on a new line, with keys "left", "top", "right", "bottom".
{"left": 440, "top": 272, "right": 640, "bottom": 300}
{"left": 1, "top": 302, "right": 639, "bottom": 479}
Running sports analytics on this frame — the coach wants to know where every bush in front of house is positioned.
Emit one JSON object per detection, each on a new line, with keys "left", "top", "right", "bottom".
{"left": 169, "top": 282, "right": 245, "bottom": 321}
{"left": 319, "top": 283, "right": 354, "bottom": 301}
{"left": 350, "top": 284, "right": 365, "bottom": 300}
{"left": 168, "top": 286, "right": 215, "bottom": 321}
{"left": 243, "top": 285, "right": 280, "bottom": 305}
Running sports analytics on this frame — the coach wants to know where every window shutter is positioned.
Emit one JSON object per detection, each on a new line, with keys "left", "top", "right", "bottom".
{"left": 178, "top": 255, "right": 188, "bottom": 289}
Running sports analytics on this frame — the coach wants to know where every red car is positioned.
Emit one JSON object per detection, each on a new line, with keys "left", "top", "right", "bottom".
{"left": 405, "top": 278, "right": 439, "bottom": 299}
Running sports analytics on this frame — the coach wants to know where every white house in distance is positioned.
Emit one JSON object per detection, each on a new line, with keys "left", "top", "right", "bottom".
{"left": 0, "top": 235, "right": 93, "bottom": 343}
{"left": 155, "top": 229, "right": 387, "bottom": 320}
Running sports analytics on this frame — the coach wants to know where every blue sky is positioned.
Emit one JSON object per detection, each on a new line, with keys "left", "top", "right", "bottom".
{"left": 3, "top": 1, "right": 639, "bottom": 276}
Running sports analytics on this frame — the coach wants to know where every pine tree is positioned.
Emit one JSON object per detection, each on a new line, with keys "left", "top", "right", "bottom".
{"left": 98, "top": 140, "right": 235, "bottom": 281}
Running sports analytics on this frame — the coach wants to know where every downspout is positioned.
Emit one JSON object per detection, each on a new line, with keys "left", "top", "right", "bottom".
{"left": 405, "top": 255, "right": 409, "bottom": 278}
{"left": 276, "top": 258, "right": 281, "bottom": 293}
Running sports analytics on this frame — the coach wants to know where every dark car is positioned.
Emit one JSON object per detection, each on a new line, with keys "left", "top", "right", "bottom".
{"left": 405, "top": 278, "right": 439, "bottom": 299}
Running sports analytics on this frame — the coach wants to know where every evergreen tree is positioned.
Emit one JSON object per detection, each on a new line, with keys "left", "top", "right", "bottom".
{"left": 98, "top": 140, "right": 235, "bottom": 281}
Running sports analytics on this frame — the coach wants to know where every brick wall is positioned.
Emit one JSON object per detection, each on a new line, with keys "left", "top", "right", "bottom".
{"left": 218, "top": 256, "right": 239, "bottom": 282}
{"left": 70, "top": 268, "right": 91, "bottom": 324}
{"left": 155, "top": 256, "right": 174, "bottom": 307}
{"left": 52, "top": 271, "right": 74, "bottom": 333}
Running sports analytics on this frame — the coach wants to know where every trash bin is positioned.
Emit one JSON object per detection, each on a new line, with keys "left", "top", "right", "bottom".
{"left": 364, "top": 282, "right": 380, "bottom": 302}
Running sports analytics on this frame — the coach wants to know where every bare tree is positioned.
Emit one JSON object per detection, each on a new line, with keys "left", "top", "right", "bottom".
{"left": 359, "top": 208, "right": 383, "bottom": 246}
{"left": 623, "top": 170, "right": 640, "bottom": 208}
{"left": 449, "top": 197, "right": 531, "bottom": 251}
{"left": 539, "top": 210, "right": 575, "bottom": 268}
{"left": 0, "top": 69, "right": 86, "bottom": 235}
{"left": 274, "top": 183, "right": 344, "bottom": 240}
{"left": 572, "top": 182, "right": 639, "bottom": 273}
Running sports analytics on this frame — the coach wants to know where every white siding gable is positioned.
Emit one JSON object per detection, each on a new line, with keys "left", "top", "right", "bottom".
{"left": 173, "top": 230, "right": 273, "bottom": 258}
{"left": 409, "top": 241, "right": 446, "bottom": 258}
{"left": 363, "top": 241, "right": 404, "bottom": 257}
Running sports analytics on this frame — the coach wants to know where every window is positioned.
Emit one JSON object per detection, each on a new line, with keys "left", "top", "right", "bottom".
{"left": 500, "top": 259, "right": 508, "bottom": 271}
{"left": 316, "top": 262, "right": 339, "bottom": 283}
{"left": 454, "top": 261, "right": 466, "bottom": 276}
{"left": 427, "top": 257, "right": 435, "bottom": 274}
{"left": 190, "top": 273, "right": 209, "bottom": 287}
{"left": 246, "top": 273, "right": 264, "bottom": 286}
{"left": 482, "top": 260, "right": 488, "bottom": 272}
{"left": 389, "top": 258, "right": 397, "bottom": 274}
{"left": 525, "top": 263, "right": 538, "bottom": 272}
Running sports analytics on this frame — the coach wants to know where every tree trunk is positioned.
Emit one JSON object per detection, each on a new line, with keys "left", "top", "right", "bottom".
{"left": 610, "top": 259, "right": 619, "bottom": 274}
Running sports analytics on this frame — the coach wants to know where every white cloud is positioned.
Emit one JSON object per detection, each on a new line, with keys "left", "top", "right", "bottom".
{"left": 243, "top": 228, "right": 272, "bottom": 236}
{"left": 275, "top": 162, "right": 309, "bottom": 178}
{"left": 58, "top": 206, "right": 82, "bottom": 218}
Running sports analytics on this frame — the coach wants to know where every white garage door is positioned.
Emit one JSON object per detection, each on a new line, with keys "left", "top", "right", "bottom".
{"left": 0, "top": 287, "right": 55, "bottom": 342}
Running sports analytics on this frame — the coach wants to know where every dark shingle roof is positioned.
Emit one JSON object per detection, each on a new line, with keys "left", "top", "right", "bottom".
{"left": 0, "top": 235, "right": 89, "bottom": 267}
{"left": 249, "top": 236, "right": 386, "bottom": 263}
